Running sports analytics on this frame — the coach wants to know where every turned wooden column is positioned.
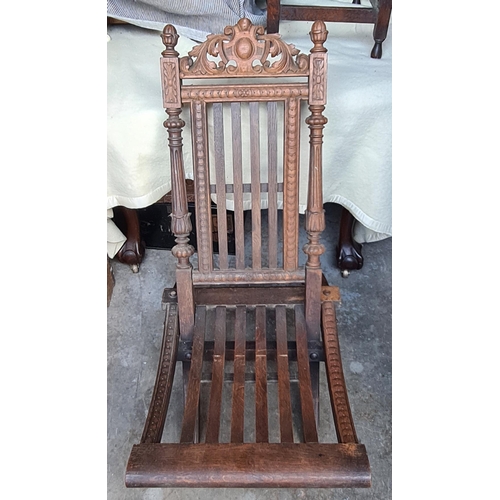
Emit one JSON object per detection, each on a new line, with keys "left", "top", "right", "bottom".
{"left": 161, "top": 25, "right": 195, "bottom": 340}
{"left": 304, "top": 20, "right": 328, "bottom": 340}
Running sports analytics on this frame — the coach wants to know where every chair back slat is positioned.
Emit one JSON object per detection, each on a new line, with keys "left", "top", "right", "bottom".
{"left": 212, "top": 103, "right": 229, "bottom": 270}
{"left": 249, "top": 101, "right": 262, "bottom": 270}
{"left": 230, "top": 103, "right": 246, "bottom": 270}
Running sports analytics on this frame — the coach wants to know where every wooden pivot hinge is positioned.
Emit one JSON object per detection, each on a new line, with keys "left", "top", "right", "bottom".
{"left": 321, "top": 286, "right": 341, "bottom": 303}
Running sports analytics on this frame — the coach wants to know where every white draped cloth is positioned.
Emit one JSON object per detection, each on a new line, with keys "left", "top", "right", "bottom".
{"left": 107, "top": 18, "right": 391, "bottom": 257}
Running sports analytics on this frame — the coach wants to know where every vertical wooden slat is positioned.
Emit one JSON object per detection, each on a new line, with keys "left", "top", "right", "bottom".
{"left": 180, "top": 306, "right": 207, "bottom": 443}
{"left": 254, "top": 305, "right": 268, "bottom": 443}
{"left": 230, "top": 305, "right": 246, "bottom": 443}
{"left": 275, "top": 305, "right": 294, "bottom": 443}
{"left": 267, "top": 101, "right": 278, "bottom": 269}
{"left": 190, "top": 100, "right": 213, "bottom": 273}
{"left": 249, "top": 101, "right": 261, "bottom": 270}
{"left": 310, "top": 361, "right": 320, "bottom": 430}
{"left": 182, "top": 361, "right": 199, "bottom": 443}
{"left": 205, "top": 306, "right": 227, "bottom": 443}
{"left": 294, "top": 304, "right": 319, "bottom": 443}
{"left": 231, "top": 102, "right": 245, "bottom": 269}
{"left": 212, "top": 103, "right": 229, "bottom": 269}
{"left": 283, "top": 97, "right": 300, "bottom": 271}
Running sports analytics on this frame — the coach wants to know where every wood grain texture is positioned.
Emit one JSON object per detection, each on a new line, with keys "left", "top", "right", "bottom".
{"left": 205, "top": 306, "right": 227, "bottom": 443}
{"left": 231, "top": 102, "right": 245, "bottom": 269}
{"left": 275, "top": 305, "right": 294, "bottom": 443}
{"left": 180, "top": 306, "right": 207, "bottom": 443}
{"left": 212, "top": 103, "right": 229, "bottom": 269}
{"left": 295, "top": 305, "right": 319, "bottom": 443}
{"left": 255, "top": 305, "right": 269, "bottom": 443}
{"left": 193, "top": 285, "right": 306, "bottom": 306}
{"left": 126, "top": 443, "right": 371, "bottom": 488}
{"left": 230, "top": 305, "right": 247, "bottom": 443}
{"left": 249, "top": 101, "right": 262, "bottom": 270}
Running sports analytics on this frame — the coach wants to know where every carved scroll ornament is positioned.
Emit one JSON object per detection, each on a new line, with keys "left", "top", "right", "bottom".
{"left": 178, "top": 18, "right": 309, "bottom": 78}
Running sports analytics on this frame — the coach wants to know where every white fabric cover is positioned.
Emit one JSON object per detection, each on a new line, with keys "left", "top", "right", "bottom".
{"left": 107, "top": 0, "right": 267, "bottom": 41}
{"left": 107, "top": 20, "right": 391, "bottom": 256}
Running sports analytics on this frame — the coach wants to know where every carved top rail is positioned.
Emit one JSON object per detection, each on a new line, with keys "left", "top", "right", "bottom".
{"left": 161, "top": 18, "right": 327, "bottom": 80}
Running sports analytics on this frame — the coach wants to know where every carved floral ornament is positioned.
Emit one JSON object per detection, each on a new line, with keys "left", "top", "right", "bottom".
{"left": 167, "top": 18, "right": 311, "bottom": 78}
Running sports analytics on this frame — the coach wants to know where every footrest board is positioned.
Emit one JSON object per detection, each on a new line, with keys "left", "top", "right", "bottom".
{"left": 126, "top": 442, "right": 370, "bottom": 488}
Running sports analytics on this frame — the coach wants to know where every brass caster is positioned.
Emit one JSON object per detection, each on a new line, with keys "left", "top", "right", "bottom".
{"left": 131, "top": 264, "right": 140, "bottom": 273}
{"left": 341, "top": 269, "right": 350, "bottom": 278}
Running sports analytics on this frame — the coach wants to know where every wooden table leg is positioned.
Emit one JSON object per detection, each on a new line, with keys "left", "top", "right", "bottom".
{"left": 336, "top": 207, "right": 363, "bottom": 277}
{"left": 371, "top": 0, "right": 392, "bottom": 59}
{"left": 115, "top": 207, "right": 145, "bottom": 273}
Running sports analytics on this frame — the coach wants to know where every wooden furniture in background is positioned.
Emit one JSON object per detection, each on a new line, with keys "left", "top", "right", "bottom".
{"left": 125, "top": 18, "right": 370, "bottom": 488}
{"left": 107, "top": 257, "right": 115, "bottom": 306}
{"left": 266, "top": 0, "right": 392, "bottom": 59}
{"left": 112, "top": 206, "right": 145, "bottom": 273}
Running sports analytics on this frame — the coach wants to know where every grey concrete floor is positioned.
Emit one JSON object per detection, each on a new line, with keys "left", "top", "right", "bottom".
{"left": 108, "top": 203, "right": 392, "bottom": 499}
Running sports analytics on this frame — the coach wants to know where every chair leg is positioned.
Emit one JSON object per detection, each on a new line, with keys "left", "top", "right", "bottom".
{"left": 371, "top": 0, "right": 392, "bottom": 58}
{"left": 115, "top": 206, "right": 145, "bottom": 273}
{"left": 266, "top": 0, "right": 280, "bottom": 33}
{"left": 336, "top": 207, "right": 363, "bottom": 277}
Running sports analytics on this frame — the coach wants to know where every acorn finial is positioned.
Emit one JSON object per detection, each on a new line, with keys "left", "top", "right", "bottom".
{"left": 161, "top": 24, "right": 179, "bottom": 57}
{"left": 309, "top": 20, "right": 328, "bottom": 53}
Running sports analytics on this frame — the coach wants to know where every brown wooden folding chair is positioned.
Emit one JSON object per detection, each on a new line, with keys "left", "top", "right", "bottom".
{"left": 125, "top": 18, "right": 371, "bottom": 488}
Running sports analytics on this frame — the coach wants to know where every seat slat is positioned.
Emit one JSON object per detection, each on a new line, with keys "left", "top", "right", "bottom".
{"left": 205, "top": 306, "right": 227, "bottom": 443}
{"left": 254, "top": 305, "right": 268, "bottom": 443}
{"left": 230, "top": 305, "right": 246, "bottom": 443}
{"left": 180, "top": 306, "right": 207, "bottom": 443}
{"left": 126, "top": 443, "right": 371, "bottom": 488}
{"left": 249, "top": 101, "right": 262, "bottom": 270}
{"left": 275, "top": 305, "right": 294, "bottom": 443}
{"left": 231, "top": 102, "right": 245, "bottom": 269}
{"left": 294, "top": 305, "right": 319, "bottom": 443}
{"left": 212, "top": 103, "right": 229, "bottom": 269}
